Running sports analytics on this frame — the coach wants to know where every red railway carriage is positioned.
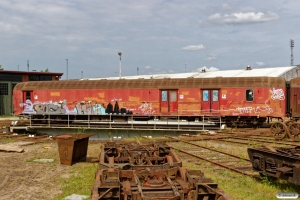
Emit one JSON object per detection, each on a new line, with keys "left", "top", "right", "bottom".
{"left": 289, "top": 76, "right": 300, "bottom": 120}
{"left": 13, "top": 76, "right": 286, "bottom": 127}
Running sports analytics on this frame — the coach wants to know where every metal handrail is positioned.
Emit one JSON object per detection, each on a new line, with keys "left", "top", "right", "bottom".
{"left": 26, "top": 114, "right": 222, "bottom": 131}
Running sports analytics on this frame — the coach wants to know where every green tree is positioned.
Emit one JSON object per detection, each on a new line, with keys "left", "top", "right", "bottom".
{"left": 40, "top": 68, "right": 49, "bottom": 72}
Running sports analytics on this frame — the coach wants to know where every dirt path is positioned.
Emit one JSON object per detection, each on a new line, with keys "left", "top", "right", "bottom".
{"left": 0, "top": 140, "right": 71, "bottom": 200}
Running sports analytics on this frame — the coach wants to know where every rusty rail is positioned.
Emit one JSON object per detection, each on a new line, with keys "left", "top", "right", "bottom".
{"left": 165, "top": 136, "right": 250, "bottom": 162}
{"left": 165, "top": 136, "right": 259, "bottom": 179}
{"left": 220, "top": 136, "right": 298, "bottom": 147}
{"left": 170, "top": 146, "right": 254, "bottom": 177}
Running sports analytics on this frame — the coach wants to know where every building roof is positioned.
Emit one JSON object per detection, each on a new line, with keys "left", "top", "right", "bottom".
{"left": 0, "top": 70, "right": 63, "bottom": 76}
{"left": 87, "top": 66, "right": 300, "bottom": 81}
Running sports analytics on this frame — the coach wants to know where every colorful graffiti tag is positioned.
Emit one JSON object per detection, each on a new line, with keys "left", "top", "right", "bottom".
{"left": 20, "top": 100, "right": 118, "bottom": 115}
{"left": 20, "top": 100, "right": 76, "bottom": 114}
{"left": 138, "top": 102, "right": 155, "bottom": 115}
{"left": 270, "top": 88, "right": 285, "bottom": 100}
{"left": 19, "top": 100, "right": 154, "bottom": 115}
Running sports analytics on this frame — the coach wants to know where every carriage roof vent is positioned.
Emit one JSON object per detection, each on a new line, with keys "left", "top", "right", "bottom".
{"left": 246, "top": 65, "right": 252, "bottom": 70}
{"left": 201, "top": 68, "right": 206, "bottom": 73}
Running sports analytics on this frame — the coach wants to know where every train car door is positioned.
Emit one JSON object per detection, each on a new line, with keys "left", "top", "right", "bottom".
{"left": 293, "top": 94, "right": 300, "bottom": 114}
{"left": 160, "top": 90, "right": 178, "bottom": 114}
{"left": 22, "top": 91, "right": 33, "bottom": 110}
{"left": 23, "top": 91, "right": 33, "bottom": 102}
{"left": 201, "top": 89, "right": 220, "bottom": 113}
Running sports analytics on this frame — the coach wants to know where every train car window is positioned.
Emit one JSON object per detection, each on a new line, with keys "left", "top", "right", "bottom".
{"left": 203, "top": 90, "right": 209, "bottom": 101}
{"left": 213, "top": 90, "right": 218, "bottom": 101}
{"left": 246, "top": 89, "right": 254, "bottom": 102}
{"left": 170, "top": 91, "right": 177, "bottom": 102}
{"left": 161, "top": 91, "right": 167, "bottom": 101}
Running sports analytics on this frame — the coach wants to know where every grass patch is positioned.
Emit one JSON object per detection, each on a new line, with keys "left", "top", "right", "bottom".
{"left": 183, "top": 160, "right": 300, "bottom": 200}
{"left": 1, "top": 138, "right": 16, "bottom": 143}
{"left": 0, "top": 115, "right": 16, "bottom": 118}
{"left": 247, "top": 139, "right": 262, "bottom": 148}
{"left": 54, "top": 162, "right": 98, "bottom": 200}
{"left": 26, "top": 156, "right": 57, "bottom": 163}
{"left": 26, "top": 157, "right": 42, "bottom": 162}
{"left": 25, "top": 143, "right": 60, "bottom": 163}
{"left": 173, "top": 141, "right": 300, "bottom": 200}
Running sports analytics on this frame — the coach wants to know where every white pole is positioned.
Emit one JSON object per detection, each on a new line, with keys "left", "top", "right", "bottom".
{"left": 118, "top": 52, "right": 122, "bottom": 78}
{"left": 66, "top": 59, "right": 68, "bottom": 80}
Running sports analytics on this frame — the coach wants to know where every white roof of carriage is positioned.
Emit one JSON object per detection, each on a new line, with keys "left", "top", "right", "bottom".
{"left": 86, "top": 65, "right": 300, "bottom": 81}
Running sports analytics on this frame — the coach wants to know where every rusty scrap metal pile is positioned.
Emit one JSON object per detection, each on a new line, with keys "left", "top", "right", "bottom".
{"left": 91, "top": 141, "right": 232, "bottom": 200}
{"left": 248, "top": 146, "right": 300, "bottom": 185}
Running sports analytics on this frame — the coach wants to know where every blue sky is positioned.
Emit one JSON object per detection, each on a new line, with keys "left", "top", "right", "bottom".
{"left": 0, "top": 0, "right": 299, "bottom": 79}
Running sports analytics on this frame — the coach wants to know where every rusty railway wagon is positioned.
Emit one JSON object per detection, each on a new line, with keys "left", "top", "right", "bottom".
{"left": 91, "top": 141, "right": 231, "bottom": 200}
{"left": 13, "top": 76, "right": 292, "bottom": 128}
{"left": 248, "top": 146, "right": 300, "bottom": 185}
{"left": 98, "top": 141, "right": 182, "bottom": 170}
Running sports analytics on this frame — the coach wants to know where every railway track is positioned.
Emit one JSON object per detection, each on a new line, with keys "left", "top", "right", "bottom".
{"left": 164, "top": 131, "right": 300, "bottom": 187}
{"left": 166, "top": 136, "right": 259, "bottom": 179}
{"left": 172, "top": 128, "right": 299, "bottom": 147}
{"left": 218, "top": 136, "right": 299, "bottom": 147}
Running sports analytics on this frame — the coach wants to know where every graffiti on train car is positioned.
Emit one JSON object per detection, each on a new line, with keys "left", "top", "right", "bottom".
{"left": 235, "top": 107, "right": 253, "bottom": 114}
{"left": 20, "top": 100, "right": 76, "bottom": 114}
{"left": 18, "top": 88, "right": 283, "bottom": 116}
{"left": 253, "top": 103, "right": 274, "bottom": 114}
{"left": 223, "top": 100, "right": 273, "bottom": 115}
{"left": 235, "top": 102, "right": 274, "bottom": 114}
{"left": 138, "top": 102, "right": 155, "bottom": 115}
{"left": 73, "top": 101, "right": 106, "bottom": 115}
{"left": 19, "top": 100, "right": 155, "bottom": 115}
{"left": 270, "top": 88, "right": 285, "bottom": 100}
{"left": 20, "top": 99, "right": 276, "bottom": 115}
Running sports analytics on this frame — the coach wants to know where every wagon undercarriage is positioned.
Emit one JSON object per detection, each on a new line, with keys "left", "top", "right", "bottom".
{"left": 91, "top": 142, "right": 232, "bottom": 200}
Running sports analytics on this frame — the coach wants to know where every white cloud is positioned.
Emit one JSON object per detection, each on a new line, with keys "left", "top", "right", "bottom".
{"left": 256, "top": 62, "right": 265, "bottom": 67}
{"left": 196, "top": 66, "right": 219, "bottom": 72}
{"left": 206, "top": 54, "right": 217, "bottom": 61}
{"left": 207, "top": 12, "right": 279, "bottom": 24}
{"left": 0, "top": 1, "right": 296, "bottom": 78}
{"left": 182, "top": 44, "right": 205, "bottom": 51}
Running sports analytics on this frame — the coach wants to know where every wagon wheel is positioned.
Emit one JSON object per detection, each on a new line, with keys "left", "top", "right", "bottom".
{"left": 230, "top": 120, "right": 238, "bottom": 128}
{"left": 285, "top": 120, "right": 294, "bottom": 127}
{"left": 287, "top": 122, "right": 300, "bottom": 141}
{"left": 269, "top": 122, "right": 287, "bottom": 140}
{"left": 241, "top": 120, "right": 250, "bottom": 127}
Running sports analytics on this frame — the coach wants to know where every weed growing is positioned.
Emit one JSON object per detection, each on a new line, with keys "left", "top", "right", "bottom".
{"left": 1, "top": 138, "right": 16, "bottom": 143}
{"left": 54, "top": 162, "right": 98, "bottom": 200}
